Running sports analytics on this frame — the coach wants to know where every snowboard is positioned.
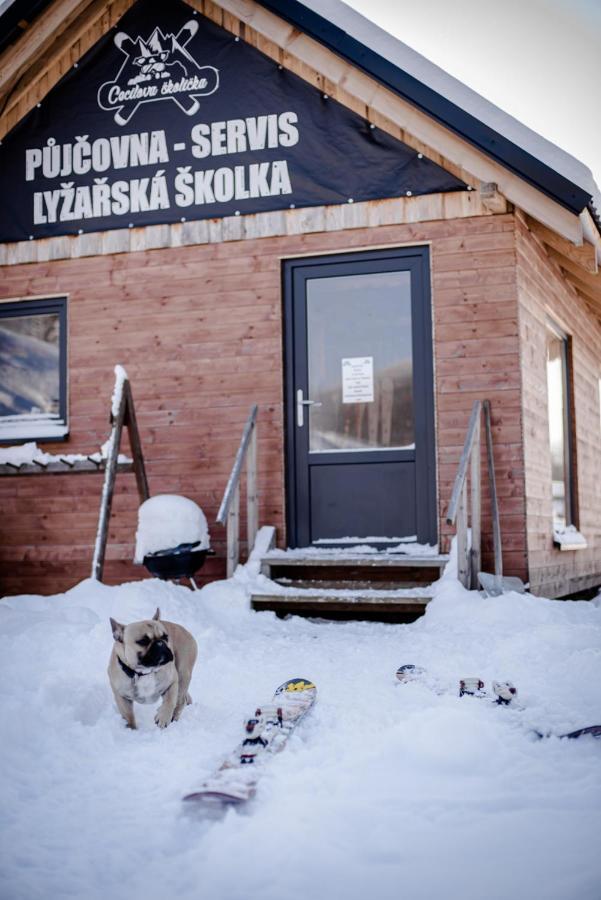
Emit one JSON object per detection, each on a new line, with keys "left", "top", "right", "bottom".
{"left": 395, "top": 664, "right": 601, "bottom": 740}
{"left": 183, "top": 677, "right": 317, "bottom": 811}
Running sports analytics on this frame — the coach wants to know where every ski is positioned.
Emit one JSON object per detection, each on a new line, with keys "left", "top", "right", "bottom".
{"left": 395, "top": 665, "right": 600, "bottom": 739}
{"left": 534, "top": 724, "right": 601, "bottom": 741}
{"left": 395, "top": 664, "right": 518, "bottom": 706}
{"left": 183, "top": 677, "right": 317, "bottom": 812}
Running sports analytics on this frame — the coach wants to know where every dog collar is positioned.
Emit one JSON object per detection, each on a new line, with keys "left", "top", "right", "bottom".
{"left": 117, "top": 656, "right": 164, "bottom": 679}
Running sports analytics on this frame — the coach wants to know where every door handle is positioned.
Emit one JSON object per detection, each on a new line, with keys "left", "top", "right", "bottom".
{"left": 296, "top": 389, "right": 322, "bottom": 427}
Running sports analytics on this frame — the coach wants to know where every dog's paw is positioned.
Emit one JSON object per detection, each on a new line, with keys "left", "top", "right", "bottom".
{"left": 154, "top": 707, "right": 172, "bottom": 728}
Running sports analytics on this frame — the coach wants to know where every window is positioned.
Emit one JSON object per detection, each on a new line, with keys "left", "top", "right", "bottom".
{"left": 545, "top": 321, "right": 574, "bottom": 530}
{"left": 0, "top": 297, "right": 68, "bottom": 442}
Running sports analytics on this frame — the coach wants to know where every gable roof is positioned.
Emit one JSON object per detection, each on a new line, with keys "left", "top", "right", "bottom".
{"left": 257, "top": 0, "right": 601, "bottom": 232}
{"left": 1, "top": 0, "right": 598, "bottom": 233}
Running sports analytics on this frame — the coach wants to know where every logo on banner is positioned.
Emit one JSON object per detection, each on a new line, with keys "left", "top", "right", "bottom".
{"left": 97, "top": 20, "right": 219, "bottom": 125}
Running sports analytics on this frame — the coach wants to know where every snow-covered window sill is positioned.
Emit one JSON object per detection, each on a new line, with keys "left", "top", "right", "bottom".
{"left": 553, "top": 526, "right": 588, "bottom": 551}
{"left": 0, "top": 418, "right": 69, "bottom": 444}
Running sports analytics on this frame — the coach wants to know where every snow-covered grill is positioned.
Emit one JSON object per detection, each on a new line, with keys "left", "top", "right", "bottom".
{"left": 135, "top": 494, "right": 212, "bottom": 583}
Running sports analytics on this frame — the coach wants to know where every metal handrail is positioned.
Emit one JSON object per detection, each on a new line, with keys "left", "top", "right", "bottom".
{"left": 217, "top": 404, "right": 258, "bottom": 577}
{"left": 445, "top": 399, "right": 502, "bottom": 588}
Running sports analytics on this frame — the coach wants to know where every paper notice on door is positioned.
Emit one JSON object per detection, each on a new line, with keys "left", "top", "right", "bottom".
{"left": 342, "top": 356, "right": 374, "bottom": 403}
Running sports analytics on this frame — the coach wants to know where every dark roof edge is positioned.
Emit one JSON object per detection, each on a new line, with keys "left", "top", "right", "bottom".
{"left": 258, "top": 0, "right": 599, "bottom": 229}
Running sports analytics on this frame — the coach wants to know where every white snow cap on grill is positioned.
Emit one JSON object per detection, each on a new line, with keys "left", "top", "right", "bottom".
{"left": 134, "top": 494, "right": 210, "bottom": 563}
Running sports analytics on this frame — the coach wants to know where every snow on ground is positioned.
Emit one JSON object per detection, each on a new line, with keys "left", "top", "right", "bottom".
{"left": 1, "top": 564, "right": 600, "bottom": 900}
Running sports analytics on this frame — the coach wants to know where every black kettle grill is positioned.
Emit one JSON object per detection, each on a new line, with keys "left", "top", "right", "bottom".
{"left": 143, "top": 541, "right": 215, "bottom": 581}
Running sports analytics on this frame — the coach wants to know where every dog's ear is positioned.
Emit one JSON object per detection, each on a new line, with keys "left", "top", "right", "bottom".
{"left": 153, "top": 607, "right": 161, "bottom": 621}
{"left": 110, "top": 617, "right": 125, "bottom": 642}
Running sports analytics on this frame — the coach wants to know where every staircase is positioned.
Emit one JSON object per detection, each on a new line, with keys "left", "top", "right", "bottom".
{"left": 221, "top": 399, "right": 501, "bottom": 623}
{"left": 250, "top": 542, "right": 449, "bottom": 622}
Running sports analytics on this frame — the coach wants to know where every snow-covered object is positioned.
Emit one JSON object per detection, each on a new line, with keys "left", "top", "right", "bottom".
{"left": 0, "top": 441, "right": 130, "bottom": 467}
{"left": 134, "top": 494, "right": 209, "bottom": 563}
{"left": 0, "top": 441, "right": 47, "bottom": 466}
{"left": 553, "top": 524, "right": 588, "bottom": 550}
{"left": 111, "top": 365, "right": 128, "bottom": 418}
{"left": 1, "top": 567, "right": 600, "bottom": 900}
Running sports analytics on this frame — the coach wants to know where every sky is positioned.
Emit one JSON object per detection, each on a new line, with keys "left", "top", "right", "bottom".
{"left": 344, "top": 0, "right": 601, "bottom": 192}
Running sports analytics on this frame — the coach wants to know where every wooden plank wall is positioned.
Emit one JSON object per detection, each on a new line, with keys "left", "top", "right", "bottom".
{"left": 516, "top": 215, "right": 601, "bottom": 597}
{"left": 0, "top": 211, "right": 527, "bottom": 596}
{"left": 435, "top": 215, "right": 526, "bottom": 578}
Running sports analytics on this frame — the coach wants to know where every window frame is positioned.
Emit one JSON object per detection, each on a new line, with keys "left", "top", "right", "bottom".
{"left": 0, "top": 295, "right": 68, "bottom": 444}
{"left": 545, "top": 318, "right": 576, "bottom": 530}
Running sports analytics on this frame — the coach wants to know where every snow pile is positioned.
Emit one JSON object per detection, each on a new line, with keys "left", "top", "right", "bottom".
{"left": 0, "top": 441, "right": 48, "bottom": 465}
{"left": 134, "top": 494, "right": 210, "bottom": 562}
{"left": 0, "top": 565, "right": 600, "bottom": 900}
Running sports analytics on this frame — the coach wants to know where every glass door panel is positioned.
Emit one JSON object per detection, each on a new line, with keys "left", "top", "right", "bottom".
{"left": 306, "top": 271, "right": 414, "bottom": 452}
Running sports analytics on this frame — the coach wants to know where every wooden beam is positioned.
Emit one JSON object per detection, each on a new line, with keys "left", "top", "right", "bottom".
{"left": 574, "top": 292, "right": 601, "bottom": 322}
{"left": 480, "top": 183, "right": 509, "bottom": 215}
{"left": 123, "top": 380, "right": 150, "bottom": 503}
{"left": 546, "top": 249, "right": 601, "bottom": 315}
{"left": 528, "top": 217, "right": 598, "bottom": 273}
{"left": 1, "top": 0, "right": 128, "bottom": 122}
{"left": 564, "top": 273, "right": 601, "bottom": 312}
{"left": 580, "top": 208, "right": 601, "bottom": 257}
{"left": 246, "top": 418, "right": 258, "bottom": 555}
{"left": 547, "top": 248, "right": 601, "bottom": 293}
{"left": 483, "top": 399, "right": 503, "bottom": 580}
{"left": 91, "top": 381, "right": 128, "bottom": 582}
{"left": 469, "top": 408, "right": 481, "bottom": 587}
{"left": 0, "top": 0, "right": 94, "bottom": 100}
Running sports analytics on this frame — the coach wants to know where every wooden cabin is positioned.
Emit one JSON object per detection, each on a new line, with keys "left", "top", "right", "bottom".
{"left": 1, "top": 0, "right": 600, "bottom": 610}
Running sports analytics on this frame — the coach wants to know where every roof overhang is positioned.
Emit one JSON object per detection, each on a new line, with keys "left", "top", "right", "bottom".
{"left": 256, "top": 0, "right": 601, "bottom": 233}
{"left": 1, "top": 0, "right": 598, "bottom": 230}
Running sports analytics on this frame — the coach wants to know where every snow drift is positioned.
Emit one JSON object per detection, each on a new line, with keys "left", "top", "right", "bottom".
{"left": 0, "top": 563, "right": 599, "bottom": 900}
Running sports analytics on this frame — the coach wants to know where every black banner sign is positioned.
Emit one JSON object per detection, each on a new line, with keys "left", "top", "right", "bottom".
{"left": 0, "top": 0, "right": 466, "bottom": 242}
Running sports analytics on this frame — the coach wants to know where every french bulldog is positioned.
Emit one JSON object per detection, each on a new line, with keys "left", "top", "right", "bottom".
{"left": 108, "top": 607, "right": 197, "bottom": 729}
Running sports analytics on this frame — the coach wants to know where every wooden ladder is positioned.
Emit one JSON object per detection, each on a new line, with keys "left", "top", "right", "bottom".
{"left": 91, "top": 370, "right": 149, "bottom": 581}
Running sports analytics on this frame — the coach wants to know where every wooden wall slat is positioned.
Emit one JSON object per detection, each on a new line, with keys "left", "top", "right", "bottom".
{"left": 516, "top": 215, "right": 601, "bottom": 597}
{"left": 0, "top": 211, "right": 532, "bottom": 595}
